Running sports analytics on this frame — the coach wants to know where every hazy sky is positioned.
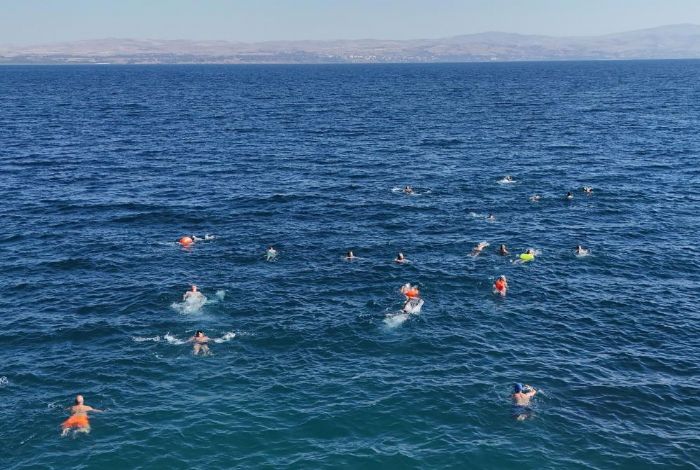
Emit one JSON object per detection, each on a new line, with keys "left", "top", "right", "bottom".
{"left": 2, "top": 0, "right": 700, "bottom": 44}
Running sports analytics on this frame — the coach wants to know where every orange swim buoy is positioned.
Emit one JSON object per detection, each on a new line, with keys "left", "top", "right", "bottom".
{"left": 179, "top": 236, "right": 193, "bottom": 247}
{"left": 406, "top": 288, "right": 419, "bottom": 299}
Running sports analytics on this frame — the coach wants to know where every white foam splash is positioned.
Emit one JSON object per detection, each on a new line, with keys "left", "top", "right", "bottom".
{"left": 213, "top": 331, "right": 236, "bottom": 343}
{"left": 171, "top": 294, "right": 208, "bottom": 314}
{"left": 575, "top": 250, "right": 591, "bottom": 257}
{"left": 384, "top": 312, "right": 409, "bottom": 328}
{"left": 497, "top": 176, "right": 516, "bottom": 184}
{"left": 132, "top": 335, "right": 161, "bottom": 343}
{"left": 403, "top": 298, "right": 424, "bottom": 314}
{"left": 164, "top": 333, "right": 186, "bottom": 345}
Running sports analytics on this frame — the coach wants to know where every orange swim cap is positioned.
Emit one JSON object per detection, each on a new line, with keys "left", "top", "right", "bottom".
{"left": 179, "top": 236, "right": 193, "bottom": 246}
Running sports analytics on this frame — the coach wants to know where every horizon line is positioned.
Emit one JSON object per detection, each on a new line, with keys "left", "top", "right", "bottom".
{"left": 3, "top": 22, "right": 700, "bottom": 47}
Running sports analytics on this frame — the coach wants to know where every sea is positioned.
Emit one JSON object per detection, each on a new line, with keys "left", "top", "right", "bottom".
{"left": 1, "top": 61, "right": 699, "bottom": 469}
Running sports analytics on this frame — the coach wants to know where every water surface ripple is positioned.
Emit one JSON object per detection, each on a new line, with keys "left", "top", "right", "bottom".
{"left": 1, "top": 62, "right": 699, "bottom": 469}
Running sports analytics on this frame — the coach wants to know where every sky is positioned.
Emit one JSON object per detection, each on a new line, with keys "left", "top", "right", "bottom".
{"left": 2, "top": 0, "right": 700, "bottom": 44}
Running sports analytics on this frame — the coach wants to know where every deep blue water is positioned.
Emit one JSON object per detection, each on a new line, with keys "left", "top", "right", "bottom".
{"left": 1, "top": 61, "right": 699, "bottom": 469}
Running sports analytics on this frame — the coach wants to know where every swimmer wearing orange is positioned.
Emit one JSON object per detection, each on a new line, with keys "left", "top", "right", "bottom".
{"left": 179, "top": 236, "right": 194, "bottom": 247}
{"left": 61, "top": 395, "right": 102, "bottom": 436}
{"left": 493, "top": 275, "right": 508, "bottom": 296}
{"left": 400, "top": 283, "right": 420, "bottom": 299}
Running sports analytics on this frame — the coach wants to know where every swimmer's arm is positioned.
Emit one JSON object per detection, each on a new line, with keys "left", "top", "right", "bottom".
{"left": 87, "top": 406, "right": 104, "bottom": 413}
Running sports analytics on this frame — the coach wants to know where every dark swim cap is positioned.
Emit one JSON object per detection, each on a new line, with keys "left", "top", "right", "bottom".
{"left": 513, "top": 383, "right": 523, "bottom": 393}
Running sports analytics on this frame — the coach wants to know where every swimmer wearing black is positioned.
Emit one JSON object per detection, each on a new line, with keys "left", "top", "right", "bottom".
{"left": 512, "top": 383, "right": 537, "bottom": 421}
{"left": 189, "top": 330, "right": 210, "bottom": 355}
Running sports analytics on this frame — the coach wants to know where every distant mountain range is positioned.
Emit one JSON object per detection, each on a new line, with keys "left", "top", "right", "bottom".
{"left": 2, "top": 24, "right": 700, "bottom": 64}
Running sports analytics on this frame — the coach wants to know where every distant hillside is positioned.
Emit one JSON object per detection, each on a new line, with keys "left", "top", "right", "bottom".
{"left": 2, "top": 24, "right": 700, "bottom": 64}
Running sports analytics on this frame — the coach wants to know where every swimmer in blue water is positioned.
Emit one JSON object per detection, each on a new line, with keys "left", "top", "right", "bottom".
{"left": 575, "top": 245, "right": 590, "bottom": 256}
{"left": 265, "top": 246, "right": 278, "bottom": 261}
{"left": 346, "top": 251, "right": 357, "bottom": 261}
{"left": 565, "top": 191, "right": 574, "bottom": 200}
{"left": 512, "top": 383, "right": 537, "bottom": 421}
{"left": 395, "top": 252, "right": 407, "bottom": 264}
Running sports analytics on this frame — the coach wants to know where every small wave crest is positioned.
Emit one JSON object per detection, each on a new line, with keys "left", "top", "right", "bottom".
{"left": 0, "top": 376, "right": 9, "bottom": 387}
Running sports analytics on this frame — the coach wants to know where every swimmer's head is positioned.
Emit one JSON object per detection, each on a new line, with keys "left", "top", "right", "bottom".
{"left": 191, "top": 285, "right": 198, "bottom": 292}
{"left": 75, "top": 395, "right": 84, "bottom": 405}
{"left": 513, "top": 383, "right": 523, "bottom": 393}
{"left": 195, "top": 330, "right": 203, "bottom": 337}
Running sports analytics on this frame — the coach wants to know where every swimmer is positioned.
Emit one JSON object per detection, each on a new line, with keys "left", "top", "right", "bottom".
{"left": 61, "top": 395, "right": 102, "bottom": 436}
{"left": 498, "top": 244, "right": 509, "bottom": 256}
{"left": 565, "top": 191, "right": 574, "bottom": 200}
{"left": 529, "top": 194, "right": 541, "bottom": 202}
{"left": 493, "top": 275, "right": 508, "bottom": 296}
{"left": 400, "top": 283, "right": 422, "bottom": 312}
{"left": 395, "top": 252, "right": 407, "bottom": 264}
{"left": 183, "top": 285, "right": 204, "bottom": 301}
{"left": 583, "top": 186, "right": 593, "bottom": 194}
{"left": 403, "top": 185, "right": 414, "bottom": 194}
{"left": 265, "top": 246, "right": 278, "bottom": 261}
{"left": 471, "top": 241, "right": 490, "bottom": 256}
{"left": 189, "top": 330, "right": 210, "bottom": 355}
{"left": 486, "top": 213, "right": 496, "bottom": 221}
{"left": 500, "top": 175, "right": 514, "bottom": 183}
{"left": 400, "top": 283, "right": 420, "bottom": 300}
{"left": 511, "top": 383, "right": 537, "bottom": 421}
{"left": 516, "top": 248, "right": 536, "bottom": 263}
{"left": 179, "top": 236, "right": 194, "bottom": 247}
{"left": 346, "top": 251, "right": 357, "bottom": 261}
{"left": 575, "top": 245, "right": 590, "bottom": 256}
